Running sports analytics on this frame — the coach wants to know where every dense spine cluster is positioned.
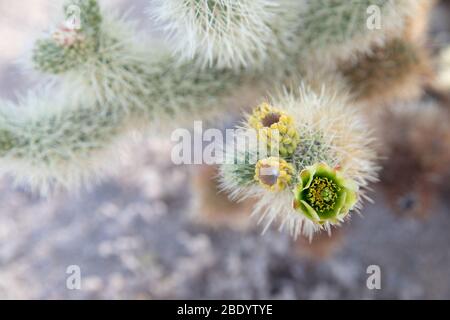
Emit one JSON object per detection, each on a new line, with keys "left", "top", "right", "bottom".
{"left": 151, "top": 0, "right": 303, "bottom": 70}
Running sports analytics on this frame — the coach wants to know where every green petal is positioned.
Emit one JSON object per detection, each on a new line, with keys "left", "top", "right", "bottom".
{"left": 315, "top": 163, "right": 332, "bottom": 176}
{"left": 300, "top": 200, "right": 321, "bottom": 222}
{"left": 334, "top": 171, "right": 358, "bottom": 192}
{"left": 300, "top": 167, "right": 315, "bottom": 189}
{"left": 343, "top": 179, "right": 359, "bottom": 193}
{"left": 336, "top": 190, "right": 348, "bottom": 215}
{"left": 315, "top": 164, "right": 340, "bottom": 184}
{"left": 343, "top": 189, "right": 358, "bottom": 212}
{"left": 293, "top": 181, "right": 303, "bottom": 202}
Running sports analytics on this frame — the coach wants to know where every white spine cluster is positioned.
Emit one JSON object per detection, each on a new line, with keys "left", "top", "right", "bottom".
{"left": 150, "top": 0, "right": 303, "bottom": 69}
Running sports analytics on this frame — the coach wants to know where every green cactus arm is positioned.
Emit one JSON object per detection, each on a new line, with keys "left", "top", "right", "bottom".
{"left": 150, "top": 0, "right": 424, "bottom": 70}
{"left": 0, "top": 93, "right": 127, "bottom": 194}
{"left": 0, "top": 47, "right": 242, "bottom": 195}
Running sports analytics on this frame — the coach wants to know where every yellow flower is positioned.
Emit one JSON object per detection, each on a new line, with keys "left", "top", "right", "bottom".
{"left": 248, "top": 103, "right": 300, "bottom": 157}
{"left": 255, "top": 157, "right": 294, "bottom": 192}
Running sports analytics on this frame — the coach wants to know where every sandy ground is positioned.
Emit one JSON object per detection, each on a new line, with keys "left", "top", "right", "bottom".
{"left": 0, "top": 0, "right": 449, "bottom": 299}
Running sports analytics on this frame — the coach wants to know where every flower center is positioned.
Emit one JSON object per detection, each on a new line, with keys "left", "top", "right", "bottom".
{"left": 306, "top": 177, "right": 340, "bottom": 214}
{"left": 261, "top": 112, "right": 281, "bottom": 127}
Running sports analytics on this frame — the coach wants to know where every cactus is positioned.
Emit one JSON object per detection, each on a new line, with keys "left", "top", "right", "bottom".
{"left": 150, "top": 0, "right": 303, "bottom": 70}
{"left": 2, "top": 0, "right": 311, "bottom": 194}
{"left": 0, "top": 87, "right": 133, "bottom": 194}
{"left": 150, "top": 0, "right": 423, "bottom": 70}
{"left": 219, "top": 86, "right": 378, "bottom": 239}
{"left": 0, "top": 0, "right": 253, "bottom": 194}
{"left": 298, "top": 0, "right": 424, "bottom": 65}
{"left": 2, "top": 0, "right": 439, "bottom": 240}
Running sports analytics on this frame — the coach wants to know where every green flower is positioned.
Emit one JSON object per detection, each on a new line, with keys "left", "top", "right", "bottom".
{"left": 292, "top": 163, "right": 358, "bottom": 225}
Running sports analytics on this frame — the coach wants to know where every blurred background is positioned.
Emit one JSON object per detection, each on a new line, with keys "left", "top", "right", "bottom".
{"left": 0, "top": 0, "right": 449, "bottom": 299}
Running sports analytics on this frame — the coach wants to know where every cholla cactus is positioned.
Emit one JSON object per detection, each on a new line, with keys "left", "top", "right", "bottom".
{"left": 297, "top": 0, "right": 423, "bottom": 65}
{"left": 0, "top": 0, "right": 433, "bottom": 242}
{"left": 0, "top": 0, "right": 253, "bottom": 194}
{"left": 31, "top": 0, "right": 243, "bottom": 112}
{"left": 220, "top": 86, "right": 378, "bottom": 239}
{"left": 151, "top": 0, "right": 423, "bottom": 70}
{"left": 0, "top": 87, "right": 135, "bottom": 194}
{"left": 150, "top": 0, "right": 302, "bottom": 69}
